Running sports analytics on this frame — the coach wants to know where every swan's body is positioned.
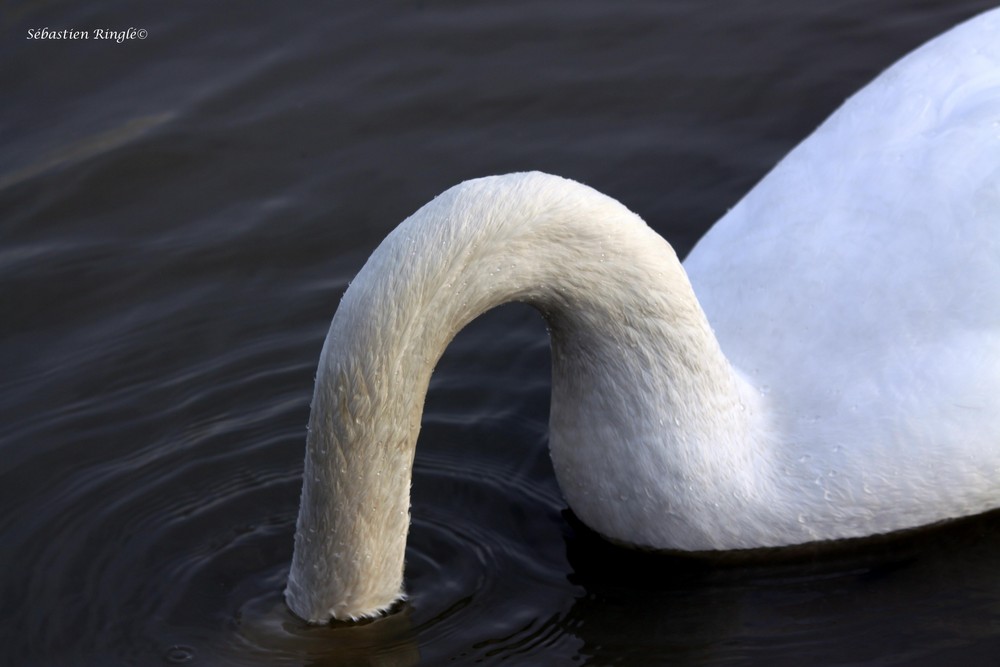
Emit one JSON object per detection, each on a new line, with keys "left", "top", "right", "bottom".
{"left": 287, "top": 9, "right": 1000, "bottom": 622}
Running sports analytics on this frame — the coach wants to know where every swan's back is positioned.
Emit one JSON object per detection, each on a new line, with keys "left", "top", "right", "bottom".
{"left": 683, "top": 9, "right": 1000, "bottom": 523}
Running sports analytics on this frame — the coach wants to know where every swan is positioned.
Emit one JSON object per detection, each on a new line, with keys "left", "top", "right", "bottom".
{"left": 286, "top": 8, "right": 1000, "bottom": 623}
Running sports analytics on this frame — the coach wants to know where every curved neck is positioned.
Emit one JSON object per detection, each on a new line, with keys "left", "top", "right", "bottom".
{"left": 285, "top": 172, "right": 760, "bottom": 622}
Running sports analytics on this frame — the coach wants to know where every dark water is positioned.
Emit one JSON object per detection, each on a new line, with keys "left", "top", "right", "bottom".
{"left": 3, "top": 1, "right": 999, "bottom": 664}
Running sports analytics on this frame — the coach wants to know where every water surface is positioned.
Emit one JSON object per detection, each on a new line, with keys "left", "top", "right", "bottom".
{"left": 3, "top": 1, "right": 999, "bottom": 664}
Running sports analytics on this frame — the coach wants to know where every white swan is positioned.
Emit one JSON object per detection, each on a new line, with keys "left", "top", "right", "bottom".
{"left": 286, "top": 9, "right": 1000, "bottom": 623}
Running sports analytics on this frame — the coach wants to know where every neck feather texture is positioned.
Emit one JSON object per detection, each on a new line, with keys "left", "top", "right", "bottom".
{"left": 285, "top": 172, "right": 766, "bottom": 622}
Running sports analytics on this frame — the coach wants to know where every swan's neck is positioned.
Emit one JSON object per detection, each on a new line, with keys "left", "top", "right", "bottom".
{"left": 285, "top": 173, "right": 766, "bottom": 623}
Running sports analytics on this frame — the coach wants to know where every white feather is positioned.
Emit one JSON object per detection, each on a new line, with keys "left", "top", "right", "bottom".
{"left": 286, "top": 9, "right": 1000, "bottom": 623}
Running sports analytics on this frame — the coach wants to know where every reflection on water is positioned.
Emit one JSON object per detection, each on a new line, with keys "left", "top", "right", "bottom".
{"left": 0, "top": 112, "right": 175, "bottom": 190}
{"left": 2, "top": 0, "right": 999, "bottom": 664}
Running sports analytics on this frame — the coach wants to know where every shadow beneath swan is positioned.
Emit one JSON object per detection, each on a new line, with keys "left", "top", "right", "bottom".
{"left": 559, "top": 508, "right": 1000, "bottom": 664}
